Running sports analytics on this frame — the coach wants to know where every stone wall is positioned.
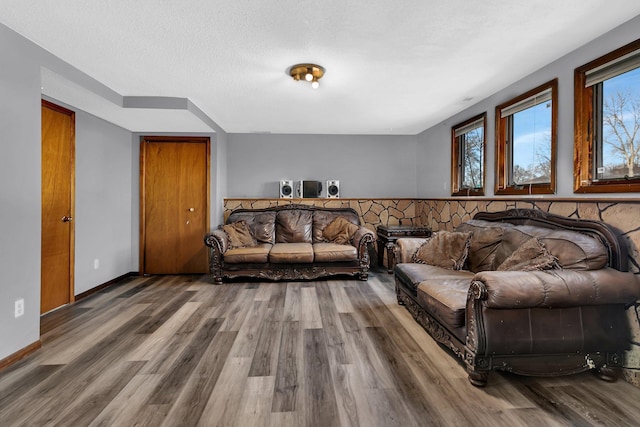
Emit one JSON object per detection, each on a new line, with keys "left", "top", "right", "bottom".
{"left": 224, "top": 198, "right": 417, "bottom": 231}
{"left": 223, "top": 197, "right": 640, "bottom": 385}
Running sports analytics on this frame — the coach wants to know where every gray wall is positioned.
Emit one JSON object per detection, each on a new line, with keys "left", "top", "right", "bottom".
{"left": 227, "top": 133, "right": 418, "bottom": 198}
{"left": 417, "top": 14, "right": 640, "bottom": 199}
{"left": 73, "top": 108, "right": 135, "bottom": 293}
{"left": 0, "top": 25, "right": 138, "bottom": 360}
{"left": 0, "top": 22, "right": 229, "bottom": 362}
{"left": 0, "top": 24, "right": 42, "bottom": 360}
{"left": 214, "top": 132, "right": 228, "bottom": 223}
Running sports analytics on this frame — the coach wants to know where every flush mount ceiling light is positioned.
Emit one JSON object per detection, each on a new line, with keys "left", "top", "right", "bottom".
{"left": 289, "top": 63, "right": 325, "bottom": 89}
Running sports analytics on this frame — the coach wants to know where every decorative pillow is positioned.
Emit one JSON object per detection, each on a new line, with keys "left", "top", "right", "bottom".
{"left": 456, "top": 220, "right": 510, "bottom": 272}
{"left": 322, "top": 216, "right": 359, "bottom": 245}
{"left": 411, "top": 231, "right": 472, "bottom": 270}
{"left": 222, "top": 220, "right": 257, "bottom": 248}
{"left": 497, "top": 237, "right": 561, "bottom": 271}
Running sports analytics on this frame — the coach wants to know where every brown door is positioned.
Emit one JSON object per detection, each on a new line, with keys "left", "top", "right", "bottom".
{"left": 140, "top": 137, "right": 210, "bottom": 274}
{"left": 41, "top": 100, "right": 75, "bottom": 314}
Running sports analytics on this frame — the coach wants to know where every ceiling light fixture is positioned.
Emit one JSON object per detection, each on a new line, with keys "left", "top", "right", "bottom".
{"left": 289, "top": 63, "right": 325, "bottom": 89}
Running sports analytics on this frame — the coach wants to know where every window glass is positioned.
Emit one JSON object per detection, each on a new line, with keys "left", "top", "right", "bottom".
{"left": 510, "top": 100, "right": 552, "bottom": 185}
{"left": 596, "top": 67, "right": 640, "bottom": 180}
{"left": 495, "top": 79, "right": 556, "bottom": 195}
{"left": 574, "top": 39, "right": 640, "bottom": 193}
{"left": 451, "top": 113, "right": 485, "bottom": 196}
{"left": 460, "top": 126, "right": 484, "bottom": 189}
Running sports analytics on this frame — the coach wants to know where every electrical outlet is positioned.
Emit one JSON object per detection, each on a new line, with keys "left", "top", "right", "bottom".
{"left": 94, "top": 259, "right": 99, "bottom": 269}
{"left": 15, "top": 299, "right": 24, "bottom": 318}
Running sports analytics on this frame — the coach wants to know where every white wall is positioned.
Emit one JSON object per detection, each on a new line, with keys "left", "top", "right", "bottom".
{"left": 417, "top": 14, "right": 640, "bottom": 199}
{"left": 227, "top": 133, "right": 418, "bottom": 198}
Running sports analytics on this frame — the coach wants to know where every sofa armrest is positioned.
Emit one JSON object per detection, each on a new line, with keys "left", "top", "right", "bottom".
{"left": 204, "top": 229, "right": 229, "bottom": 254}
{"left": 395, "top": 237, "right": 429, "bottom": 264}
{"left": 352, "top": 226, "right": 376, "bottom": 257}
{"left": 204, "top": 229, "right": 229, "bottom": 283}
{"left": 471, "top": 268, "right": 640, "bottom": 309}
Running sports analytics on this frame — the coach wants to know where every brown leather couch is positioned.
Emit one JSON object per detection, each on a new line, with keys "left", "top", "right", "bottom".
{"left": 205, "top": 204, "right": 375, "bottom": 283}
{"left": 394, "top": 209, "right": 640, "bottom": 386}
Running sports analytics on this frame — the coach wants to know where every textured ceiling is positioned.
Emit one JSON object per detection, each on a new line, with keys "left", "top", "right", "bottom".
{"left": 1, "top": 1, "right": 640, "bottom": 135}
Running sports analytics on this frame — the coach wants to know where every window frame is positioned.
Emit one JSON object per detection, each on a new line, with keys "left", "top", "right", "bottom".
{"left": 451, "top": 112, "right": 486, "bottom": 196}
{"left": 574, "top": 38, "right": 640, "bottom": 193}
{"left": 495, "top": 79, "right": 558, "bottom": 195}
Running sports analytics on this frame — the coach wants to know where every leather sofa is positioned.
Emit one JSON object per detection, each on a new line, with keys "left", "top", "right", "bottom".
{"left": 394, "top": 208, "right": 640, "bottom": 386}
{"left": 205, "top": 204, "right": 375, "bottom": 283}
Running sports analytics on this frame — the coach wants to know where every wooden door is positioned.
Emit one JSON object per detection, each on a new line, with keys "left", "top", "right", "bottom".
{"left": 140, "top": 137, "right": 209, "bottom": 274}
{"left": 41, "top": 100, "right": 75, "bottom": 314}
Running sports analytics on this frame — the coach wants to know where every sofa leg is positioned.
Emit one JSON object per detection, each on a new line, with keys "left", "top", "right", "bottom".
{"left": 467, "top": 370, "right": 488, "bottom": 387}
{"left": 595, "top": 366, "right": 618, "bottom": 382}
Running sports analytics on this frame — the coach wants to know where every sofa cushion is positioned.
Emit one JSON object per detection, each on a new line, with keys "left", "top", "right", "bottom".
{"left": 224, "top": 243, "right": 272, "bottom": 264}
{"left": 497, "top": 237, "right": 560, "bottom": 271}
{"left": 276, "top": 210, "right": 313, "bottom": 243}
{"left": 222, "top": 220, "right": 257, "bottom": 248}
{"left": 269, "top": 243, "right": 314, "bottom": 263}
{"left": 456, "top": 220, "right": 512, "bottom": 272}
{"left": 322, "top": 216, "right": 359, "bottom": 244}
{"left": 226, "top": 211, "right": 276, "bottom": 244}
{"left": 496, "top": 225, "right": 608, "bottom": 270}
{"left": 417, "top": 278, "right": 471, "bottom": 329}
{"left": 313, "top": 243, "right": 357, "bottom": 262}
{"left": 395, "top": 263, "right": 474, "bottom": 295}
{"left": 412, "top": 231, "right": 472, "bottom": 270}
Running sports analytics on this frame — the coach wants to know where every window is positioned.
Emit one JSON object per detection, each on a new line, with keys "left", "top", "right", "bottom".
{"left": 495, "top": 79, "right": 557, "bottom": 195}
{"left": 575, "top": 39, "right": 640, "bottom": 193}
{"left": 451, "top": 113, "right": 486, "bottom": 196}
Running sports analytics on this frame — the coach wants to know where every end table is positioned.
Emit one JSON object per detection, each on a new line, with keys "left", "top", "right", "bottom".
{"left": 376, "top": 225, "right": 432, "bottom": 273}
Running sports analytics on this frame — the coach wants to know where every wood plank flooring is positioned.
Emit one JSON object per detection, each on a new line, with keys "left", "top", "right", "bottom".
{"left": 2, "top": 271, "right": 640, "bottom": 426}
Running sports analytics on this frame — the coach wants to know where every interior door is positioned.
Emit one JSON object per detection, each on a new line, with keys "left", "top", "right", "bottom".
{"left": 41, "top": 100, "right": 75, "bottom": 314}
{"left": 140, "top": 137, "right": 210, "bottom": 274}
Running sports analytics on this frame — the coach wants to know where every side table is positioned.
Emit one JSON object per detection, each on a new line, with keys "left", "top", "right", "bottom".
{"left": 376, "top": 225, "right": 432, "bottom": 273}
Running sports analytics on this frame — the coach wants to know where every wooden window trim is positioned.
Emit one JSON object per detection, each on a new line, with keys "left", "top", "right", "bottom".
{"left": 574, "top": 38, "right": 640, "bottom": 193}
{"left": 495, "top": 79, "right": 557, "bottom": 195}
{"left": 451, "top": 112, "right": 486, "bottom": 196}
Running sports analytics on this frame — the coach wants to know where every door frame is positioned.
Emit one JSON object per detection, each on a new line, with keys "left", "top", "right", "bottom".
{"left": 41, "top": 99, "right": 75, "bottom": 313}
{"left": 139, "top": 136, "right": 211, "bottom": 275}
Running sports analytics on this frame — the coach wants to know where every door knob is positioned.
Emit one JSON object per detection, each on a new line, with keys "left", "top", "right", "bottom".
{"left": 61, "top": 216, "right": 73, "bottom": 222}
{"left": 189, "top": 208, "right": 195, "bottom": 212}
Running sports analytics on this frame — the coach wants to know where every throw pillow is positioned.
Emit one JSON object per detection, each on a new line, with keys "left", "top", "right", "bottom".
{"left": 322, "top": 216, "right": 359, "bottom": 245}
{"left": 412, "top": 231, "right": 472, "bottom": 270}
{"left": 222, "top": 220, "right": 257, "bottom": 249}
{"left": 496, "top": 237, "right": 561, "bottom": 271}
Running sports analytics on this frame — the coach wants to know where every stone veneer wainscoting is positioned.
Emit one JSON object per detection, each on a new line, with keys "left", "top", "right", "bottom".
{"left": 223, "top": 198, "right": 640, "bottom": 386}
{"left": 224, "top": 199, "right": 417, "bottom": 230}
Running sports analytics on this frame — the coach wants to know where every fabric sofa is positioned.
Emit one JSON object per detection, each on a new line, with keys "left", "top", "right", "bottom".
{"left": 205, "top": 204, "right": 375, "bottom": 283}
{"left": 394, "top": 208, "right": 640, "bottom": 386}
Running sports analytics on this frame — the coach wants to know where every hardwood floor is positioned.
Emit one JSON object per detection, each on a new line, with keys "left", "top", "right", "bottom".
{"left": 1, "top": 271, "right": 640, "bottom": 426}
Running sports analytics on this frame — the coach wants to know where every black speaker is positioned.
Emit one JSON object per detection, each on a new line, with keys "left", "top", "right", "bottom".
{"left": 326, "top": 180, "right": 340, "bottom": 198}
{"left": 298, "top": 180, "right": 322, "bottom": 198}
{"left": 279, "top": 180, "right": 293, "bottom": 198}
